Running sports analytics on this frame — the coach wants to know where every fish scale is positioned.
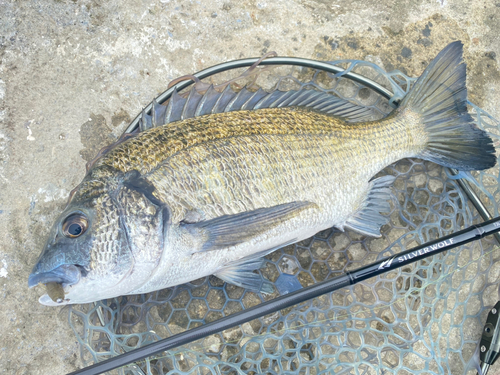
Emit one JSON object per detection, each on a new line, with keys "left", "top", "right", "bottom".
{"left": 97, "top": 108, "right": 377, "bottom": 175}
{"left": 146, "top": 111, "right": 420, "bottom": 220}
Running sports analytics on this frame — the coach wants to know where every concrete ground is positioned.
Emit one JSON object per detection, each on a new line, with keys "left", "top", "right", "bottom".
{"left": 1, "top": 0, "right": 500, "bottom": 374}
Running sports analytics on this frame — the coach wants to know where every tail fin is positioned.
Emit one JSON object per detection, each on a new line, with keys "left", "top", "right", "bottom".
{"left": 398, "top": 41, "right": 496, "bottom": 171}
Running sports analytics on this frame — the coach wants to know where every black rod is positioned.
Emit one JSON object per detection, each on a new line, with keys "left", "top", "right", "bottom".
{"left": 67, "top": 216, "right": 500, "bottom": 375}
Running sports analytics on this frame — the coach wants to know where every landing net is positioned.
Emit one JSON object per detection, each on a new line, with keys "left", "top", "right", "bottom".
{"left": 68, "top": 57, "right": 500, "bottom": 375}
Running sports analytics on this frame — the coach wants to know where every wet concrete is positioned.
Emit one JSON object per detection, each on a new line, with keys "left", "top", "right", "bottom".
{"left": 1, "top": 0, "right": 500, "bottom": 374}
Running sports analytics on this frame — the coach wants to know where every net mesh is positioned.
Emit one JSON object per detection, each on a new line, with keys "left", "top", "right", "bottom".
{"left": 67, "top": 58, "right": 500, "bottom": 375}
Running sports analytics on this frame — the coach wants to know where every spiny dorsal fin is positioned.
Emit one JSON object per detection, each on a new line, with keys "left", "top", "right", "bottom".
{"left": 141, "top": 86, "right": 375, "bottom": 130}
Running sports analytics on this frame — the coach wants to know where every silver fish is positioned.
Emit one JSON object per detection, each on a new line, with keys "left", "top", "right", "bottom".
{"left": 28, "top": 41, "right": 496, "bottom": 305}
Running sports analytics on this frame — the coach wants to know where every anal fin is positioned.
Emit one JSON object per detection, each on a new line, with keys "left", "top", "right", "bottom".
{"left": 343, "top": 175, "right": 395, "bottom": 237}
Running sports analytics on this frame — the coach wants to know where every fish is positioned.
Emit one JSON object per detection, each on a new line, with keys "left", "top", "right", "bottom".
{"left": 28, "top": 41, "right": 496, "bottom": 306}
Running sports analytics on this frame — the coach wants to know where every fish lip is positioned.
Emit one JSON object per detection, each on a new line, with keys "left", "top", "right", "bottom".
{"left": 39, "top": 293, "right": 71, "bottom": 306}
{"left": 28, "top": 264, "right": 81, "bottom": 288}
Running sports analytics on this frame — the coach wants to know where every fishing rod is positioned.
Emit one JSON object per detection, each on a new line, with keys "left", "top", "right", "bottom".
{"left": 68, "top": 216, "right": 500, "bottom": 375}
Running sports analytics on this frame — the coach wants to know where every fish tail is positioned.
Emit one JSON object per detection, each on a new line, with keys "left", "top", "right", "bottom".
{"left": 397, "top": 41, "right": 496, "bottom": 171}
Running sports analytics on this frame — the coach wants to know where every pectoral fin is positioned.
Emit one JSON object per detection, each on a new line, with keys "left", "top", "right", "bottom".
{"left": 181, "top": 201, "right": 317, "bottom": 252}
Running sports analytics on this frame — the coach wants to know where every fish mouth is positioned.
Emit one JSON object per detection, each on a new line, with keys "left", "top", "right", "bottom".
{"left": 28, "top": 264, "right": 81, "bottom": 288}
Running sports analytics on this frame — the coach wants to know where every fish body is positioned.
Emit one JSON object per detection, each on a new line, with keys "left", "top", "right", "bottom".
{"left": 29, "top": 42, "right": 497, "bottom": 305}
{"left": 97, "top": 108, "right": 418, "bottom": 293}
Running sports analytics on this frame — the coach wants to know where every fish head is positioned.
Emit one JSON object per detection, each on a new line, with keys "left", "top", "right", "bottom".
{"left": 28, "top": 169, "right": 167, "bottom": 306}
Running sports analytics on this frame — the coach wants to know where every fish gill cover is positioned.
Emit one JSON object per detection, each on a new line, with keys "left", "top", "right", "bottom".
{"left": 67, "top": 56, "right": 500, "bottom": 374}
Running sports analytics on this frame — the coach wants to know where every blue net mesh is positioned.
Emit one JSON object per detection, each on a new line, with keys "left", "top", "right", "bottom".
{"left": 67, "top": 58, "right": 500, "bottom": 374}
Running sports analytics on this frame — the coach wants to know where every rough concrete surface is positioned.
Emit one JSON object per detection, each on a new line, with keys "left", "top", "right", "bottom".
{"left": 1, "top": 0, "right": 500, "bottom": 374}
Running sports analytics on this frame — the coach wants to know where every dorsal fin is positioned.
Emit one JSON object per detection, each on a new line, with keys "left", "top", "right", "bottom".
{"left": 164, "top": 89, "right": 185, "bottom": 124}
{"left": 141, "top": 86, "right": 375, "bottom": 130}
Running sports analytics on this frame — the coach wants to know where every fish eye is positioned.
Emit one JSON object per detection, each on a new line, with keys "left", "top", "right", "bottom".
{"left": 62, "top": 213, "right": 89, "bottom": 238}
